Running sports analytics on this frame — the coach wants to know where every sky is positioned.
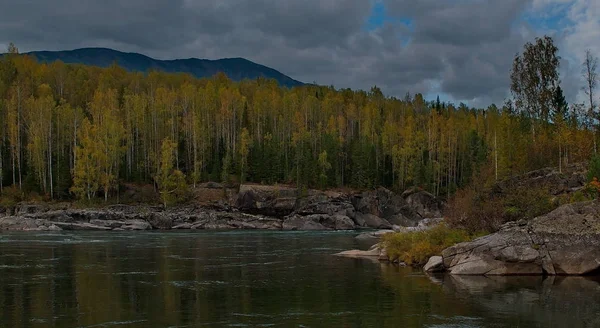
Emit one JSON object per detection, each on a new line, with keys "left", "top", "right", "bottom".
{"left": 0, "top": 0, "right": 598, "bottom": 108}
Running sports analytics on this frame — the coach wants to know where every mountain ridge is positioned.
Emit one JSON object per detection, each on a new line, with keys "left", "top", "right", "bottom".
{"left": 20, "top": 47, "right": 304, "bottom": 88}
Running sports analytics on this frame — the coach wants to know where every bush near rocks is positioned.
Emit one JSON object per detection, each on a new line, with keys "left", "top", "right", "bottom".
{"left": 382, "top": 224, "right": 478, "bottom": 266}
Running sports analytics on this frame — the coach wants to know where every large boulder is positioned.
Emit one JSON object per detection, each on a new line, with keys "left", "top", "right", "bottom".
{"left": 352, "top": 187, "right": 421, "bottom": 227}
{"left": 146, "top": 212, "right": 173, "bottom": 230}
{"left": 402, "top": 188, "right": 444, "bottom": 219}
{"left": 355, "top": 213, "right": 392, "bottom": 229}
{"left": 442, "top": 201, "right": 600, "bottom": 275}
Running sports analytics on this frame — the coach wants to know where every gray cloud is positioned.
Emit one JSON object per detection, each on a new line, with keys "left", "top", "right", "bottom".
{"left": 0, "top": 0, "right": 560, "bottom": 106}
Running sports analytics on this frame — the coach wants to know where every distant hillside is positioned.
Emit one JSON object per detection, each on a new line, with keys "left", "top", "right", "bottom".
{"left": 22, "top": 48, "right": 304, "bottom": 88}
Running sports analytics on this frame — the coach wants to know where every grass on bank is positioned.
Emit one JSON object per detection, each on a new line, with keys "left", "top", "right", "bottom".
{"left": 382, "top": 224, "right": 484, "bottom": 266}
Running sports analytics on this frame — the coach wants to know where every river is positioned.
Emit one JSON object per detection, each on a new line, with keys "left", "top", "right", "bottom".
{"left": 0, "top": 231, "right": 598, "bottom": 327}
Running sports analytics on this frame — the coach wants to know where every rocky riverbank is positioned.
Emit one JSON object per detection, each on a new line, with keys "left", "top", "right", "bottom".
{"left": 0, "top": 184, "right": 444, "bottom": 232}
{"left": 337, "top": 200, "right": 600, "bottom": 276}
{"left": 333, "top": 165, "right": 600, "bottom": 276}
{"left": 436, "top": 200, "right": 600, "bottom": 275}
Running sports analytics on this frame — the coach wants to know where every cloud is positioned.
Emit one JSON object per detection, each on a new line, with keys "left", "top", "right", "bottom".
{"left": 0, "top": 0, "right": 593, "bottom": 107}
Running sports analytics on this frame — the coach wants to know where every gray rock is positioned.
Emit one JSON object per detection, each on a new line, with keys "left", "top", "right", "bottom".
{"left": 333, "top": 215, "right": 355, "bottom": 230}
{"left": 235, "top": 184, "right": 298, "bottom": 217}
{"left": 386, "top": 214, "right": 418, "bottom": 227}
{"left": 334, "top": 248, "right": 381, "bottom": 258}
{"left": 442, "top": 201, "right": 600, "bottom": 275}
{"left": 89, "top": 219, "right": 126, "bottom": 229}
{"left": 203, "top": 223, "right": 232, "bottom": 229}
{"left": 282, "top": 216, "right": 329, "bottom": 231}
{"left": 121, "top": 220, "right": 152, "bottom": 231}
{"left": 355, "top": 230, "right": 393, "bottom": 240}
{"left": 335, "top": 243, "right": 389, "bottom": 261}
{"left": 403, "top": 189, "right": 444, "bottom": 219}
{"left": 227, "top": 220, "right": 258, "bottom": 229}
{"left": 15, "top": 204, "right": 49, "bottom": 215}
{"left": 353, "top": 212, "right": 367, "bottom": 227}
{"left": 147, "top": 213, "right": 173, "bottom": 230}
{"left": 356, "top": 213, "right": 392, "bottom": 229}
{"left": 352, "top": 187, "right": 422, "bottom": 226}
{"left": 47, "top": 224, "right": 62, "bottom": 231}
{"left": 394, "top": 218, "right": 444, "bottom": 233}
{"left": 424, "top": 256, "right": 444, "bottom": 273}
{"left": 52, "top": 222, "right": 112, "bottom": 231}
{"left": 295, "top": 199, "right": 354, "bottom": 217}
{"left": 172, "top": 223, "right": 193, "bottom": 230}
{"left": 0, "top": 217, "right": 40, "bottom": 230}
{"left": 190, "top": 219, "right": 209, "bottom": 229}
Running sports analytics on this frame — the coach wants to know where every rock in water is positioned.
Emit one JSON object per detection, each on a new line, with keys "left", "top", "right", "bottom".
{"left": 424, "top": 256, "right": 444, "bottom": 273}
{"left": 335, "top": 243, "right": 387, "bottom": 259}
{"left": 335, "top": 248, "right": 381, "bottom": 258}
{"left": 442, "top": 201, "right": 600, "bottom": 275}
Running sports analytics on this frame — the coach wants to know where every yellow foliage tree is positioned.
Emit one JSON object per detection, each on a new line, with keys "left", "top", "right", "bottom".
{"left": 155, "top": 138, "right": 188, "bottom": 207}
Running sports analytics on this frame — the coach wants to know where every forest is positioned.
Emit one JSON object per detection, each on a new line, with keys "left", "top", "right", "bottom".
{"left": 0, "top": 37, "right": 598, "bottom": 205}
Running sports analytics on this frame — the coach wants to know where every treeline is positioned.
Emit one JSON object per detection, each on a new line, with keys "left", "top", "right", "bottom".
{"left": 0, "top": 41, "right": 596, "bottom": 203}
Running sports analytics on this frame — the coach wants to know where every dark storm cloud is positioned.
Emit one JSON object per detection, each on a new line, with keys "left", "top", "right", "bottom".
{"left": 397, "top": 0, "right": 528, "bottom": 46}
{"left": 1, "top": 0, "right": 197, "bottom": 49}
{"left": 0, "top": 0, "right": 538, "bottom": 105}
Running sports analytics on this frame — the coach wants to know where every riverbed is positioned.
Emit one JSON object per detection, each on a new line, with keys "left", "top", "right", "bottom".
{"left": 0, "top": 231, "right": 598, "bottom": 327}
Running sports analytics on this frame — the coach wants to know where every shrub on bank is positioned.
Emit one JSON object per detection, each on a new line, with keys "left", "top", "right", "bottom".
{"left": 0, "top": 186, "right": 25, "bottom": 208}
{"left": 382, "top": 224, "right": 479, "bottom": 266}
{"left": 445, "top": 184, "right": 558, "bottom": 233}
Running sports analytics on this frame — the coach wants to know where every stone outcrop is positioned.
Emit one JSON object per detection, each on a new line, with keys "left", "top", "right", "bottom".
{"left": 235, "top": 184, "right": 298, "bottom": 217}
{"left": 494, "top": 163, "right": 587, "bottom": 196}
{"left": 352, "top": 187, "right": 423, "bottom": 227}
{"left": 0, "top": 206, "right": 282, "bottom": 232}
{"left": 0, "top": 184, "right": 445, "bottom": 232}
{"left": 402, "top": 188, "right": 444, "bottom": 219}
{"left": 231, "top": 184, "right": 444, "bottom": 230}
{"left": 439, "top": 201, "right": 600, "bottom": 275}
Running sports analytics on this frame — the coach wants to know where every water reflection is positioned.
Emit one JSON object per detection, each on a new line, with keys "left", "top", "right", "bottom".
{"left": 0, "top": 232, "right": 598, "bottom": 328}
{"left": 434, "top": 274, "right": 600, "bottom": 328}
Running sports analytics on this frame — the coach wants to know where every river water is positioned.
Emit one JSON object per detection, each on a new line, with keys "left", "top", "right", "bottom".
{"left": 0, "top": 231, "right": 598, "bottom": 328}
